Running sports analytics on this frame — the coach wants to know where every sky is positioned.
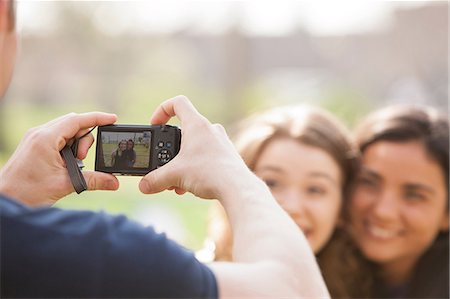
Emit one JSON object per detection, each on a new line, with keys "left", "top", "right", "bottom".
{"left": 17, "top": 0, "right": 430, "bottom": 36}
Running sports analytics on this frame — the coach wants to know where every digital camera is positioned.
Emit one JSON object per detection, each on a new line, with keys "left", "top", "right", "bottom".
{"left": 95, "top": 124, "right": 181, "bottom": 175}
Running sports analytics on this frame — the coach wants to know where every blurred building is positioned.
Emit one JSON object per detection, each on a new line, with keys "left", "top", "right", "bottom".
{"left": 7, "top": 2, "right": 448, "bottom": 118}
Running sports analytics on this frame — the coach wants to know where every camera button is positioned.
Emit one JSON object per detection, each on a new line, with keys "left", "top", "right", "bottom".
{"left": 157, "top": 141, "right": 165, "bottom": 148}
{"left": 158, "top": 149, "right": 172, "bottom": 163}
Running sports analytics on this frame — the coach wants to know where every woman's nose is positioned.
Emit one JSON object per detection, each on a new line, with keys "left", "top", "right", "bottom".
{"left": 372, "top": 189, "right": 398, "bottom": 221}
{"left": 278, "top": 190, "right": 305, "bottom": 217}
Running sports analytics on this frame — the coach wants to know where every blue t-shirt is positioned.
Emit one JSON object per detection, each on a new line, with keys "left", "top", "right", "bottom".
{"left": 0, "top": 195, "right": 218, "bottom": 298}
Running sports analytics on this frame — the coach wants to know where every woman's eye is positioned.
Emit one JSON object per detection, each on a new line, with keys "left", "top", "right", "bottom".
{"left": 263, "top": 179, "right": 279, "bottom": 189}
{"left": 404, "top": 191, "right": 426, "bottom": 202}
{"left": 358, "top": 177, "right": 377, "bottom": 188}
{"left": 306, "top": 186, "right": 325, "bottom": 195}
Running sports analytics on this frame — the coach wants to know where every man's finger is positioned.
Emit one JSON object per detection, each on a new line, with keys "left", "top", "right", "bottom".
{"left": 151, "top": 95, "right": 204, "bottom": 125}
{"left": 174, "top": 188, "right": 187, "bottom": 195}
{"left": 76, "top": 133, "right": 95, "bottom": 160}
{"left": 48, "top": 112, "right": 117, "bottom": 141}
{"left": 83, "top": 171, "right": 119, "bottom": 191}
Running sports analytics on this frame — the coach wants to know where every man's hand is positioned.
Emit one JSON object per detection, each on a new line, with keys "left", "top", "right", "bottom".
{"left": 139, "top": 95, "right": 254, "bottom": 200}
{"left": 0, "top": 112, "right": 120, "bottom": 206}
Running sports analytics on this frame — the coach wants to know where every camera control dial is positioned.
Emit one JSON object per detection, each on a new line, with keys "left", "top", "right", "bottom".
{"left": 157, "top": 149, "right": 172, "bottom": 164}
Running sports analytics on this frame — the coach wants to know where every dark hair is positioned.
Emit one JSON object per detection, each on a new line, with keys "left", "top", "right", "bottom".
{"left": 355, "top": 105, "right": 449, "bottom": 198}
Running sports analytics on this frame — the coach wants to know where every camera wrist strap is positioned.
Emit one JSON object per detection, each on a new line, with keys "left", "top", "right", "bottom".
{"left": 61, "top": 145, "right": 87, "bottom": 194}
{"left": 60, "top": 127, "right": 96, "bottom": 194}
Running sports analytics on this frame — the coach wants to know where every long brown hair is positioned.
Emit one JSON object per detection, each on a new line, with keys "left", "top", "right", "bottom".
{"left": 208, "top": 105, "right": 372, "bottom": 298}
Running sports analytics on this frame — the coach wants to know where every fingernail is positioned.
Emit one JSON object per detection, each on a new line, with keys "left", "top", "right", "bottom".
{"left": 139, "top": 180, "right": 150, "bottom": 193}
{"left": 106, "top": 179, "right": 118, "bottom": 190}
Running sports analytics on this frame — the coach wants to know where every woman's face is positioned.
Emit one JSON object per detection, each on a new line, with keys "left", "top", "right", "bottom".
{"left": 254, "top": 138, "right": 343, "bottom": 253}
{"left": 127, "top": 141, "right": 133, "bottom": 150}
{"left": 350, "top": 141, "right": 448, "bottom": 280}
{"left": 119, "top": 141, "right": 127, "bottom": 151}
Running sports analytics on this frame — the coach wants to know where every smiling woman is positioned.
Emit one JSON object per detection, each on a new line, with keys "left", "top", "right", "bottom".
{"left": 350, "top": 105, "right": 449, "bottom": 298}
{"left": 204, "top": 105, "right": 373, "bottom": 298}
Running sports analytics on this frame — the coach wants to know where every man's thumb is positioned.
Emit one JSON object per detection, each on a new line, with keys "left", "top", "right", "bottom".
{"left": 139, "top": 166, "right": 175, "bottom": 194}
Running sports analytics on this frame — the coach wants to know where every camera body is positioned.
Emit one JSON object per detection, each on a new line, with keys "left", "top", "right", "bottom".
{"left": 95, "top": 124, "right": 181, "bottom": 176}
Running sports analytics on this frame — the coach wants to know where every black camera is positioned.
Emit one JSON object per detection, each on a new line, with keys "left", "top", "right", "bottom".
{"left": 95, "top": 124, "right": 181, "bottom": 176}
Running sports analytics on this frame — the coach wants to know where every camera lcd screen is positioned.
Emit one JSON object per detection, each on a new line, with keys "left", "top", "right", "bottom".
{"left": 97, "top": 130, "right": 152, "bottom": 172}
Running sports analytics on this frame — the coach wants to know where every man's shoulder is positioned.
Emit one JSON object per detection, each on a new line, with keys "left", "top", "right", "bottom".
{"left": 0, "top": 194, "right": 199, "bottom": 270}
{"left": 0, "top": 194, "right": 218, "bottom": 298}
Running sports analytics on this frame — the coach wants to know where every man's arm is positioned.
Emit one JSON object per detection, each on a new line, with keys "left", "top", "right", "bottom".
{"left": 209, "top": 178, "right": 328, "bottom": 298}
{"left": 141, "top": 96, "right": 330, "bottom": 298}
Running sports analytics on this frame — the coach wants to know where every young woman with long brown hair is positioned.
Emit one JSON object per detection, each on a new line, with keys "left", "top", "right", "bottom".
{"left": 349, "top": 105, "right": 449, "bottom": 298}
{"left": 204, "top": 105, "right": 372, "bottom": 298}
